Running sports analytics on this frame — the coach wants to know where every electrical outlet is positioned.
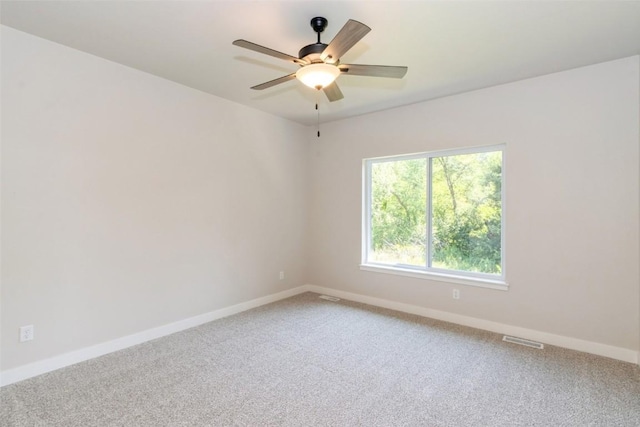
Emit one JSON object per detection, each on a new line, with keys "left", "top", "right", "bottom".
{"left": 279, "top": 271, "right": 284, "bottom": 280}
{"left": 452, "top": 289, "right": 460, "bottom": 300}
{"left": 20, "top": 325, "right": 34, "bottom": 342}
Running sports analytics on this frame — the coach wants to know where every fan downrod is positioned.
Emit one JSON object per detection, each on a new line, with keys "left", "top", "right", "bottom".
{"left": 299, "top": 17, "right": 329, "bottom": 61}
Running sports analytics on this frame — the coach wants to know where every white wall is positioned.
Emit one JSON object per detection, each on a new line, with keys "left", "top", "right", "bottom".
{"left": 308, "top": 57, "right": 640, "bottom": 354}
{"left": 1, "top": 27, "right": 310, "bottom": 371}
{"left": 2, "top": 24, "right": 639, "bottom": 377}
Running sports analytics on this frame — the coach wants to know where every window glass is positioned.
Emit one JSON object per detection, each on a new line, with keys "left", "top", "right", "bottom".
{"left": 370, "top": 158, "right": 427, "bottom": 266}
{"left": 431, "top": 151, "right": 502, "bottom": 274}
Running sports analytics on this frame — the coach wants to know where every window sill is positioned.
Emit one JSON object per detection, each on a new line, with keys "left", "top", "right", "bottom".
{"left": 359, "top": 264, "right": 508, "bottom": 291}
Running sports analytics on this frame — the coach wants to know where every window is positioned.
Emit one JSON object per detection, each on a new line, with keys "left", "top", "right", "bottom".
{"left": 362, "top": 145, "right": 505, "bottom": 288}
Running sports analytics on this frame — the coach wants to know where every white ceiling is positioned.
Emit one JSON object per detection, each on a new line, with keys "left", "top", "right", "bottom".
{"left": 2, "top": 1, "right": 640, "bottom": 126}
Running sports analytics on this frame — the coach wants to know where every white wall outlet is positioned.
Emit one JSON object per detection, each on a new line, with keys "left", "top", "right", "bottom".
{"left": 20, "top": 325, "right": 34, "bottom": 342}
{"left": 279, "top": 271, "right": 284, "bottom": 280}
{"left": 452, "top": 289, "right": 460, "bottom": 300}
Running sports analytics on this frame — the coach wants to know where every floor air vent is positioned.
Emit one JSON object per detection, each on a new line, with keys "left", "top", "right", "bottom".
{"left": 502, "top": 335, "right": 544, "bottom": 349}
{"left": 319, "top": 295, "right": 341, "bottom": 302}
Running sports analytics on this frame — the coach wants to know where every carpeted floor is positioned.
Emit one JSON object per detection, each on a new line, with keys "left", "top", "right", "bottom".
{"left": 1, "top": 292, "right": 639, "bottom": 426}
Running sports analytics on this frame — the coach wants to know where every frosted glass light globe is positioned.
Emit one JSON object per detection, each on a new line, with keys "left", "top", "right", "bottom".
{"left": 296, "top": 63, "right": 340, "bottom": 89}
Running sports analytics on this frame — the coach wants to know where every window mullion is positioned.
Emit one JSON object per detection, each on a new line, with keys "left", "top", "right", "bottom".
{"left": 426, "top": 156, "right": 432, "bottom": 269}
{"left": 363, "top": 160, "right": 372, "bottom": 264}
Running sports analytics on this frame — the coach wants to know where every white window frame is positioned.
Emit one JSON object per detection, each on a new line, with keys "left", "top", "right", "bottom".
{"left": 361, "top": 145, "right": 507, "bottom": 291}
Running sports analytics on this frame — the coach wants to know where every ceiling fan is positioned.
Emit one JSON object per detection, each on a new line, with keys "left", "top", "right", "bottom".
{"left": 232, "top": 17, "right": 408, "bottom": 102}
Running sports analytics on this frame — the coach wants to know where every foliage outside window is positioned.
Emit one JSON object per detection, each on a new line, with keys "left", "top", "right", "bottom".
{"left": 363, "top": 146, "right": 504, "bottom": 282}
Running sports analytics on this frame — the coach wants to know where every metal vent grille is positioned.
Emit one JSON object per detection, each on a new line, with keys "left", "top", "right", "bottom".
{"left": 319, "top": 295, "right": 341, "bottom": 302}
{"left": 503, "top": 335, "right": 544, "bottom": 349}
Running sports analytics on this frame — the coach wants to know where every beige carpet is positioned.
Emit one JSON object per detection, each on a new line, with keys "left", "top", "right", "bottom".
{"left": 1, "top": 292, "right": 639, "bottom": 426}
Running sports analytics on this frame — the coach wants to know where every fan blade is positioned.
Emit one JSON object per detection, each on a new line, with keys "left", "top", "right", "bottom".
{"left": 320, "top": 19, "right": 371, "bottom": 63}
{"left": 339, "top": 64, "right": 408, "bottom": 78}
{"left": 323, "top": 82, "right": 344, "bottom": 102}
{"left": 233, "top": 40, "right": 307, "bottom": 65}
{"left": 251, "top": 73, "right": 297, "bottom": 90}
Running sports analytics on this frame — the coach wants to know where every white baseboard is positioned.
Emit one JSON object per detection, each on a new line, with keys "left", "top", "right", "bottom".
{"left": 0, "top": 286, "right": 308, "bottom": 387}
{"left": 305, "top": 284, "right": 639, "bottom": 365}
{"left": 3, "top": 283, "right": 637, "bottom": 387}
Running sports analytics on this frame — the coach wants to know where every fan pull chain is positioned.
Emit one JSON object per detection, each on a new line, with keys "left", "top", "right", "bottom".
{"left": 316, "top": 89, "right": 321, "bottom": 137}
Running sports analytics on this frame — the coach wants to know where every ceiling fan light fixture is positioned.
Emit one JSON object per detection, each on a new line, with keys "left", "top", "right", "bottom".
{"left": 296, "top": 63, "right": 340, "bottom": 89}
{"left": 234, "top": 17, "right": 406, "bottom": 103}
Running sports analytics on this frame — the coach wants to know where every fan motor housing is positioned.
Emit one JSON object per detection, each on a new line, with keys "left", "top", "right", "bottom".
{"left": 298, "top": 43, "right": 328, "bottom": 62}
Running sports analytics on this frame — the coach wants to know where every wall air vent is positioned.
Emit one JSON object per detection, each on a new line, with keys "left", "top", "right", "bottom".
{"left": 502, "top": 335, "right": 544, "bottom": 349}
